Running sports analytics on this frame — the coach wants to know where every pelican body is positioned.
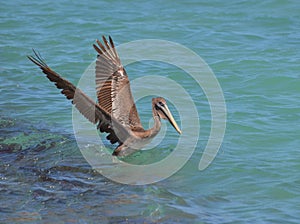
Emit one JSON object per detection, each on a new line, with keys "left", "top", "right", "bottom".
{"left": 28, "top": 36, "right": 181, "bottom": 156}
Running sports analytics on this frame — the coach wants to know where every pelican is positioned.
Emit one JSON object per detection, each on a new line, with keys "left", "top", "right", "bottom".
{"left": 28, "top": 36, "right": 181, "bottom": 156}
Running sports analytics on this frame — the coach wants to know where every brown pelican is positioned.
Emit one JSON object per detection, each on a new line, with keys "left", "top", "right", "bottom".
{"left": 28, "top": 36, "right": 181, "bottom": 156}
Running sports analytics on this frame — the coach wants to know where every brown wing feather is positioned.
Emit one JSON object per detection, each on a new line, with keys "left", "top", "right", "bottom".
{"left": 93, "top": 36, "right": 143, "bottom": 130}
{"left": 27, "top": 50, "right": 130, "bottom": 144}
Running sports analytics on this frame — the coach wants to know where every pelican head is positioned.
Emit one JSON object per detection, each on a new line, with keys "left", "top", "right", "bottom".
{"left": 153, "top": 97, "right": 182, "bottom": 134}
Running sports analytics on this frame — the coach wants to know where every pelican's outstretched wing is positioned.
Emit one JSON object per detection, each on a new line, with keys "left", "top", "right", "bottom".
{"left": 27, "top": 51, "right": 130, "bottom": 144}
{"left": 93, "top": 36, "right": 143, "bottom": 131}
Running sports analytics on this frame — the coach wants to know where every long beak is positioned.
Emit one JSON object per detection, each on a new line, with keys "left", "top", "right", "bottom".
{"left": 161, "top": 105, "right": 182, "bottom": 134}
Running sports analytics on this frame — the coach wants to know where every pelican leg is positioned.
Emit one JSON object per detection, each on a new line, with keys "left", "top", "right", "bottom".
{"left": 112, "top": 143, "right": 138, "bottom": 157}
{"left": 112, "top": 144, "right": 124, "bottom": 156}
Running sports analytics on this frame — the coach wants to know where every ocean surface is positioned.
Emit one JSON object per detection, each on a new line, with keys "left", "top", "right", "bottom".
{"left": 1, "top": 0, "right": 300, "bottom": 223}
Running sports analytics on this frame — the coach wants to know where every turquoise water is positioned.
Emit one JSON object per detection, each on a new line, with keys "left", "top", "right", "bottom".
{"left": 1, "top": 0, "right": 300, "bottom": 223}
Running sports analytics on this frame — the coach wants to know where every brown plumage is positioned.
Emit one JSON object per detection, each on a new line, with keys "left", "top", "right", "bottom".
{"left": 28, "top": 36, "right": 181, "bottom": 156}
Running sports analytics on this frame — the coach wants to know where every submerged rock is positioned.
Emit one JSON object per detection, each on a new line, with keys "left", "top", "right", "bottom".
{"left": 0, "top": 143, "right": 22, "bottom": 153}
{"left": 0, "top": 116, "right": 70, "bottom": 154}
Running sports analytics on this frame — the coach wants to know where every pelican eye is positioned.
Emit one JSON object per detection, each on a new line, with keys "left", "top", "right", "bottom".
{"left": 158, "top": 102, "right": 164, "bottom": 107}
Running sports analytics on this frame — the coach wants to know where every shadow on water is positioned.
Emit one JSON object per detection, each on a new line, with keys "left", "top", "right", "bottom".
{"left": 0, "top": 115, "right": 201, "bottom": 223}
